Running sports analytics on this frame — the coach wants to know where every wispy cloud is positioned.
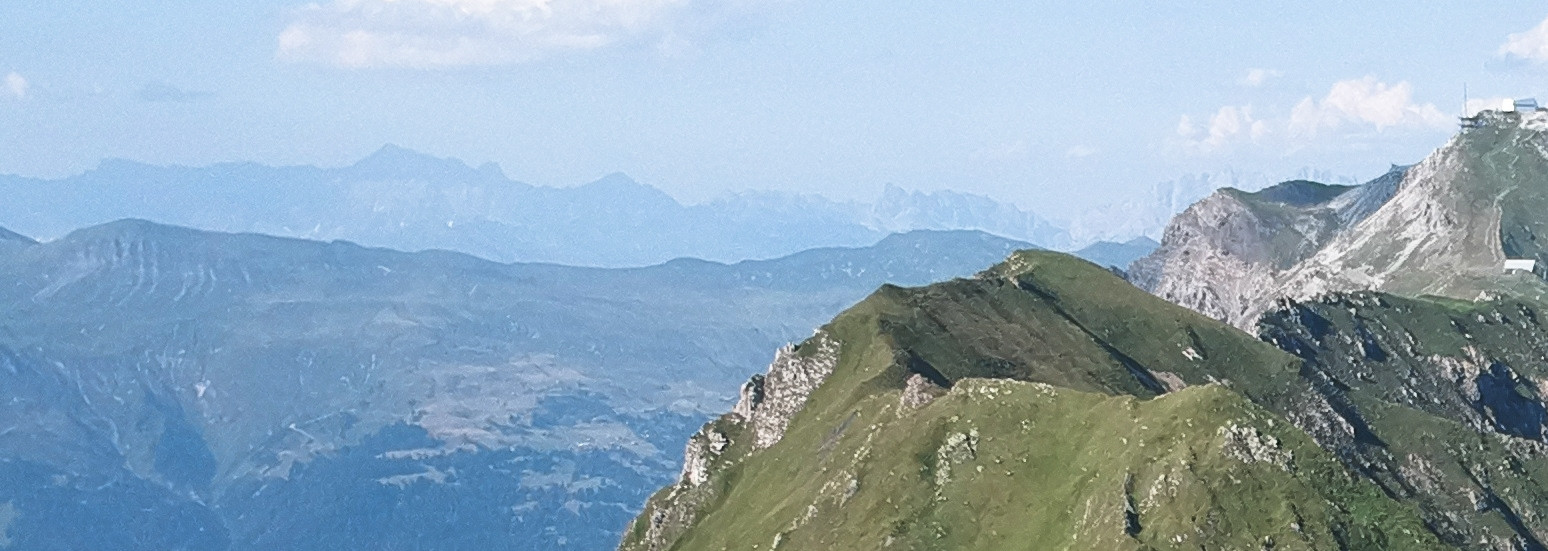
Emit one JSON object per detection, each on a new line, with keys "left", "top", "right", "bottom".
{"left": 136, "top": 82, "right": 215, "bottom": 104}
{"left": 276, "top": 0, "right": 767, "bottom": 68}
{"left": 1500, "top": 15, "right": 1548, "bottom": 63}
{"left": 5, "top": 72, "right": 26, "bottom": 99}
{"left": 1174, "top": 77, "right": 1448, "bottom": 155}
{"left": 1239, "top": 68, "right": 1281, "bottom": 87}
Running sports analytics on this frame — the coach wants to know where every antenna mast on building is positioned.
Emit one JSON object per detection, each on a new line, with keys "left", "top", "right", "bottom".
{"left": 1460, "top": 83, "right": 1483, "bottom": 130}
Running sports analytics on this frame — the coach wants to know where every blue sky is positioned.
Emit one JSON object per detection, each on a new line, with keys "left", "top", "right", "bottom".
{"left": 3, "top": 1, "right": 1548, "bottom": 211}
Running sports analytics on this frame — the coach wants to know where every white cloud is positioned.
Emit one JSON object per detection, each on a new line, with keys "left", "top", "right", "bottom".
{"left": 1500, "top": 15, "right": 1548, "bottom": 62}
{"left": 1176, "top": 104, "right": 1265, "bottom": 153}
{"left": 1173, "top": 77, "right": 1449, "bottom": 155}
{"left": 277, "top": 0, "right": 763, "bottom": 68}
{"left": 1064, "top": 145, "right": 1097, "bottom": 159}
{"left": 1287, "top": 77, "right": 1448, "bottom": 139}
{"left": 1240, "top": 68, "right": 1282, "bottom": 87}
{"left": 4, "top": 72, "right": 26, "bottom": 99}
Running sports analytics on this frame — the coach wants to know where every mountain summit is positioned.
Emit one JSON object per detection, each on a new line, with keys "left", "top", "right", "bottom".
{"left": 345, "top": 144, "right": 499, "bottom": 181}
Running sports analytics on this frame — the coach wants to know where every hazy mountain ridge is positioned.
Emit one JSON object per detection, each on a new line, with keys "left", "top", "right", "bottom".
{"left": 1073, "top": 236, "right": 1159, "bottom": 271}
{"left": 0, "top": 220, "right": 1036, "bottom": 550}
{"left": 0, "top": 146, "right": 1329, "bottom": 268}
{"left": 865, "top": 183, "right": 1073, "bottom": 249}
{"left": 0, "top": 148, "right": 1059, "bottom": 268}
{"left": 0, "top": 147, "right": 879, "bottom": 267}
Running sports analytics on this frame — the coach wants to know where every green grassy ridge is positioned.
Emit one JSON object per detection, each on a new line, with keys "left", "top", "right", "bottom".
{"left": 638, "top": 379, "right": 1440, "bottom": 550}
{"left": 623, "top": 252, "right": 1443, "bottom": 550}
{"left": 1226, "top": 180, "right": 1354, "bottom": 208}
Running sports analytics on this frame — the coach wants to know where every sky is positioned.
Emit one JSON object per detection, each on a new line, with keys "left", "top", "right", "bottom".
{"left": 3, "top": 1, "right": 1548, "bottom": 212}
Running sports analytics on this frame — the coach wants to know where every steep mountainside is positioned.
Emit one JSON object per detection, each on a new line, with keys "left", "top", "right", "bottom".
{"left": 1137, "top": 110, "right": 1548, "bottom": 329}
{"left": 0, "top": 221, "right": 1030, "bottom": 550}
{"left": 1256, "top": 291, "right": 1548, "bottom": 549}
{"left": 625, "top": 250, "right": 1548, "bottom": 550}
{"left": 1279, "top": 111, "right": 1548, "bottom": 305}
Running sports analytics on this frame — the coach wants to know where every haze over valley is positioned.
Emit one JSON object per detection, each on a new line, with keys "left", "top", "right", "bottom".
{"left": 7, "top": 2, "right": 1548, "bottom": 550}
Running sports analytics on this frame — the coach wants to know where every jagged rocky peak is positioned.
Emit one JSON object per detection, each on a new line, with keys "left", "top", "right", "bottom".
{"left": 729, "top": 333, "right": 842, "bottom": 450}
{"left": 630, "top": 330, "right": 843, "bottom": 551}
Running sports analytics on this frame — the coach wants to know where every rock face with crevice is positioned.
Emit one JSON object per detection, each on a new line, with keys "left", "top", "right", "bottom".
{"left": 732, "top": 334, "right": 843, "bottom": 450}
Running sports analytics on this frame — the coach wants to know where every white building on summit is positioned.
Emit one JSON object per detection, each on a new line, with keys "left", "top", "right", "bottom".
{"left": 1460, "top": 98, "right": 1543, "bottom": 129}
{"left": 1504, "top": 258, "right": 1538, "bottom": 275}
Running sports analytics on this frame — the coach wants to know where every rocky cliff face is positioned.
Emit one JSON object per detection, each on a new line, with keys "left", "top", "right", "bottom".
{"left": 1130, "top": 177, "right": 1384, "bottom": 325}
{"left": 731, "top": 334, "right": 842, "bottom": 450}
{"left": 627, "top": 333, "right": 842, "bottom": 551}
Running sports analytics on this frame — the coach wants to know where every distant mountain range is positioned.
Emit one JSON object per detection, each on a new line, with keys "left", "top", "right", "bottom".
{"left": 0, "top": 146, "right": 1304, "bottom": 267}
{"left": 0, "top": 220, "right": 1040, "bottom": 550}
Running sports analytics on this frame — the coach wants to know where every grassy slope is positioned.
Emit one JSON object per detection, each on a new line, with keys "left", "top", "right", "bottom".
{"left": 675, "top": 380, "right": 1437, "bottom": 551}
{"left": 624, "top": 251, "right": 1441, "bottom": 550}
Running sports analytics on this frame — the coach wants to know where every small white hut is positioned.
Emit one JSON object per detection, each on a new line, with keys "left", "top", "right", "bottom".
{"left": 1504, "top": 258, "right": 1538, "bottom": 275}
